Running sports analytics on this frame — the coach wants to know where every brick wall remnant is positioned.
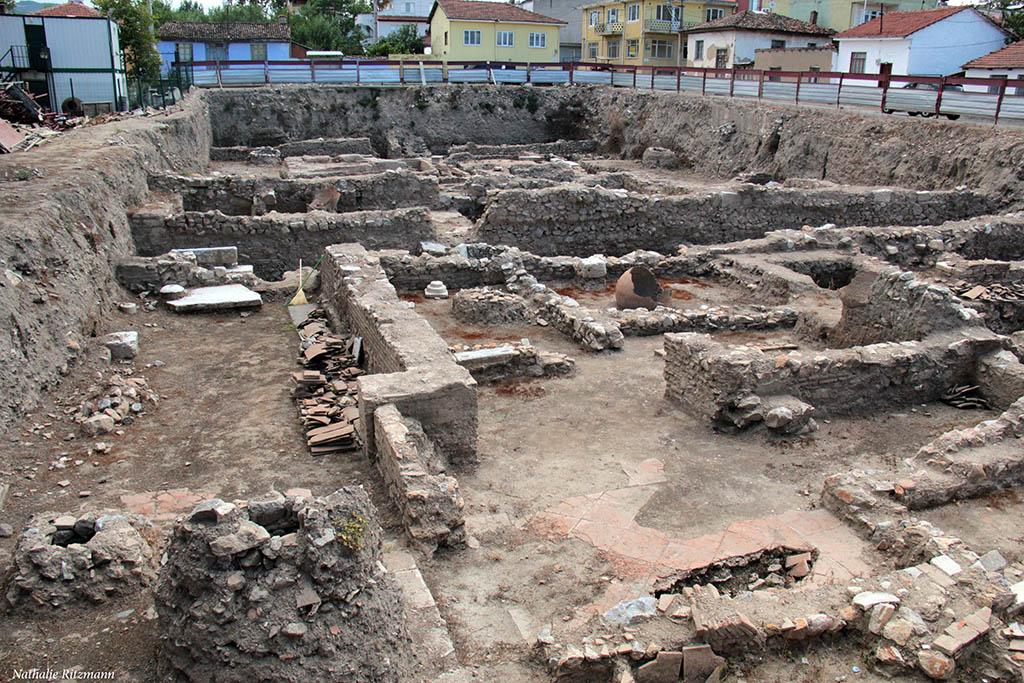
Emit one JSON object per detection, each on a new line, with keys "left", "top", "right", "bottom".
{"left": 147, "top": 169, "right": 439, "bottom": 216}
{"left": 663, "top": 328, "right": 1007, "bottom": 429}
{"left": 319, "top": 244, "right": 478, "bottom": 467}
{"left": 474, "top": 185, "right": 996, "bottom": 257}
{"left": 155, "top": 489, "right": 412, "bottom": 683}
{"left": 451, "top": 287, "right": 532, "bottom": 326}
{"left": 130, "top": 208, "right": 436, "bottom": 279}
{"left": 373, "top": 404, "right": 466, "bottom": 552}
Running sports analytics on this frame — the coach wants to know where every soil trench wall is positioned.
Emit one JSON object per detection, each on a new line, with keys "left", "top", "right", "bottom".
{"left": 0, "top": 95, "right": 210, "bottom": 431}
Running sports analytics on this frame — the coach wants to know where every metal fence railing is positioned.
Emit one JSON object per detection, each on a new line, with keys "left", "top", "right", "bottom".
{"left": 173, "top": 59, "right": 1024, "bottom": 124}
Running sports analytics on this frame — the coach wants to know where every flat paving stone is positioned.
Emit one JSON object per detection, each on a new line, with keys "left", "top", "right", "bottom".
{"left": 167, "top": 284, "right": 262, "bottom": 313}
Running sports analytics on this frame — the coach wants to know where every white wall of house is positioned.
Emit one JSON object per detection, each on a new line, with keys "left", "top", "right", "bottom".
{"left": 906, "top": 12, "right": 1005, "bottom": 76}
{"left": 687, "top": 29, "right": 827, "bottom": 67}
{"left": 835, "top": 9, "right": 1007, "bottom": 82}
{"left": 964, "top": 67, "right": 1024, "bottom": 95}
{"left": 834, "top": 37, "right": 910, "bottom": 80}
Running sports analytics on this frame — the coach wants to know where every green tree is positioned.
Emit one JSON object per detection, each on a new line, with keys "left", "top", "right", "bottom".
{"left": 95, "top": 0, "right": 162, "bottom": 78}
{"left": 983, "top": 0, "right": 1024, "bottom": 42}
{"left": 289, "top": 0, "right": 370, "bottom": 53}
{"left": 365, "top": 24, "right": 423, "bottom": 56}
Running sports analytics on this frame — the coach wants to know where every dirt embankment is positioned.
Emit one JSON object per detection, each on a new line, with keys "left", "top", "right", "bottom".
{"left": 585, "top": 88, "right": 1024, "bottom": 207}
{"left": 0, "top": 95, "right": 211, "bottom": 432}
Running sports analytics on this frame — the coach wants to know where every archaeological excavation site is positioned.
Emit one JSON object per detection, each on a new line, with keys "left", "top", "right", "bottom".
{"left": 4, "top": 84, "right": 1024, "bottom": 683}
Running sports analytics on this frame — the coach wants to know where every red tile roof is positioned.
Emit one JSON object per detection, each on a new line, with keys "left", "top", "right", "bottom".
{"left": 835, "top": 6, "right": 970, "bottom": 39}
{"left": 157, "top": 21, "right": 292, "bottom": 42}
{"left": 431, "top": 0, "right": 565, "bottom": 25}
{"left": 964, "top": 40, "right": 1024, "bottom": 69}
{"left": 33, "top": 1, "right": 101, "bottom": 17}
{"left": 688, "top": 10, "right": 834, "bottom": 36}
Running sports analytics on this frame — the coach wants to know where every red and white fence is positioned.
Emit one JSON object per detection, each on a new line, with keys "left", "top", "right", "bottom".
{"left": 176, "top": 59, "right": 1024, "bottom": 124}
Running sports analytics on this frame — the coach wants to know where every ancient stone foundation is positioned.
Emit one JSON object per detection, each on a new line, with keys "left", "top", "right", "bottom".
{"left": 155, "top": 489, "right": 412, "bottom": 683}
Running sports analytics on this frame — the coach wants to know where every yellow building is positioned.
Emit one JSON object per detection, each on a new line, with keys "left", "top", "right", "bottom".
{"left": 428, "top": 0, "right": 564, "bottom": 62}
{"left": 580, "top": 0, "right": 737, "bottom": 66}
{"left": 755, "top": 0, "right": 931, "bottom": 33}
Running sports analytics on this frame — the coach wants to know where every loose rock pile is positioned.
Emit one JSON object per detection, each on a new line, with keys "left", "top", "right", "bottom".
{"left": 155, "top": 488, "right": 412, "bottom": 683}
{"left": 451, "top": 287, "right": 531, "bottom": 326}
{"left": 5, "top": 510, "right": 154, "bottom": 608}
{"left": 77, "top": 369, "right": 158, "bottom": 437}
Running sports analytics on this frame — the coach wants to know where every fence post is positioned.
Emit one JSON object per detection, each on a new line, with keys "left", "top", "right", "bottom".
{"left": 311, "top": 59, "right": 316, "bottom": 83}
{"left": 264, "top": 59, "right": 269, "bottom": 84}
{"left": 676, "top": 66, "right": 681, "bottom": 92}
{"left": 632, "top": 65, "right": 637, "bottom": 89}
{"left": 836, "top": 73, "right": 844, "bottom": 107}
{"left": 934, "top": 76, "right": 946, "bottom": 117}
{"left": 729, "top": 67, "right": 735, "bottom": 97}
{"left": 650, "top": 66, "right": 655, "bottom": 90}
{"left": 356, "top": 60, "right": 361, "bottom": 84}
{"left": 995, "top": 76, "right": 1007, "bottom": 125}
{"left": 569, "top": 61, "right": 574, "bottom": 85}
{"left": 701, "top": 68, "right": 707, "bottom": 95}
{"left": 757, "top": 69, "right": 764, "bottom": 99}
{"left": 216, "top": 61, "right": 222, "bottom": 88}
{"left": 795, "top": 71, "right": 802, "bottom": 105}
{"left": 880, "top": 73, "right": 890, "bottom": 113}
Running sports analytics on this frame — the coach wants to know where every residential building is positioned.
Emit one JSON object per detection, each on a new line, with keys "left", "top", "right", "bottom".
{"left": 753, "top": 44, "right": 834, "bottom": 72}
{"left": 685, "top": 10, "right": 833, "bottom": 68}
{"left": 743, "top": 0, "right": 936, "bottom": 33}
{"left": 962, "top": 41, "right": 1024, "bottom": 96}
{"left": 357, "top": 0, "right": 432, "bottom": 45}
{"left": 427, "top": 0, "right": 564, "bottom": 62}
{"left": 0, "top": 3, "right": 128, "bottom": 113}
{"left": 156, "top": 19, "right": 295, "bottom": 74}
{"left": 580, "top": 0, "right": 737, "bottom": 67}
{"left": 518, "top": 0, "right": 583, "bottom": 62}
{"left": 833, "top": 7, "right": 1008, "bottom": 80}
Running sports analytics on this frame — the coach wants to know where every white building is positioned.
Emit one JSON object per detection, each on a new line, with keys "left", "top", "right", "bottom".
{"left": 833, "top": 6, "right": 1008, "bottom": 80}
{"left": 357, "top": 0, "right": 433, "bottom": 45}
{"left": 685, "top": 10, "right": 835, "bottom": 69}
{"left": 0, "top": 2, "right": 128, "bottom": 113}
{"left": 963, "top": 41, "right": 1024, "bottom": 95}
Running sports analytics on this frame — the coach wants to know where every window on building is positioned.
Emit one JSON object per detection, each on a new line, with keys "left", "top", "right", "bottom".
{"left": 250, "top": 42, "right": 267, "bottom": 61}
{"left": 705, "top": 7, "right": 724, "bottom": 21}
{"left": 529, "top": 32, "right": 547, "bottom": 48}
{"left": 715, "top": 47, "right": 728, "bottom": 68}
{"left": 807, "top": 42, "right": 817, "bottom": 48}
{"left": 649, "top": 39, "right": 672, "bottom": 59}
{"left": 207, "top": 43, "right": 227, "bottom": 62}
{"left": 770, "top": 39, "right": 785, "bottom": 49}
{"left": 607, "top": 39, "right": 620, "bottom": 59}
{"left": 590, "top": 10, "right": 600, "bottom": 26}
{"left": 989, "top": 74, "right": 1006, "bottom": 94}
{"left": 496, "top": 30, "right": 514, "bottom": 47}
{"left": 627, "top": 39, "right": 639, "bottom": 58}
{"left": 607, "top": 8, "right": 619, "bottom": 22}
{"left": 849, "top": 51, "right": 866, "bottom": 73}
{"left": 627, "top": 3, "right": 639, "bottom": 21}
{"left": 768, "top": 66, "right": 782, "bottom": 82}
{"left": 175, "top": 42, "right": 193, "bottom": 63}
{"left": 808, "top": 65, "right": 820, "bottom": 83}
{"left": 655, "top": 4, "right": 679, "bottom": 21}
{"left": 464, "top": 29, "right": 481, "bottom": 45}
{"left": 444, "top": 30, "right": 448, "bottom": 46}
{"left": 694, "top": 39, "right": 703, "bottom": 61}
{"left": 588, "top": 41, "right": 598, "bottom": 58}
{"left": 404, "top": 1, "right": 414, "bottom": 12}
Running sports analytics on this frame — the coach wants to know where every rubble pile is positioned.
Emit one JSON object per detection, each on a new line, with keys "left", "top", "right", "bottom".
{"left": 451, "top": 287, "right": 532, "bottom": 325}
{"left": 76, "top": 369, "right": 158, "bottom": 438}
{"left": 155, "top": 489, "right": 412, "bottom": 683}
{"left": 292, "top": 307, "right": 364, "bottom": 455}
{"left": 115, "top": 246, "right": 258, "bottom": 293}
{"left": 5, "top": 510, "right": 154, "bottom": 609}
{"left": 449, "top": 339, "right": 575, "bottom": 383}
